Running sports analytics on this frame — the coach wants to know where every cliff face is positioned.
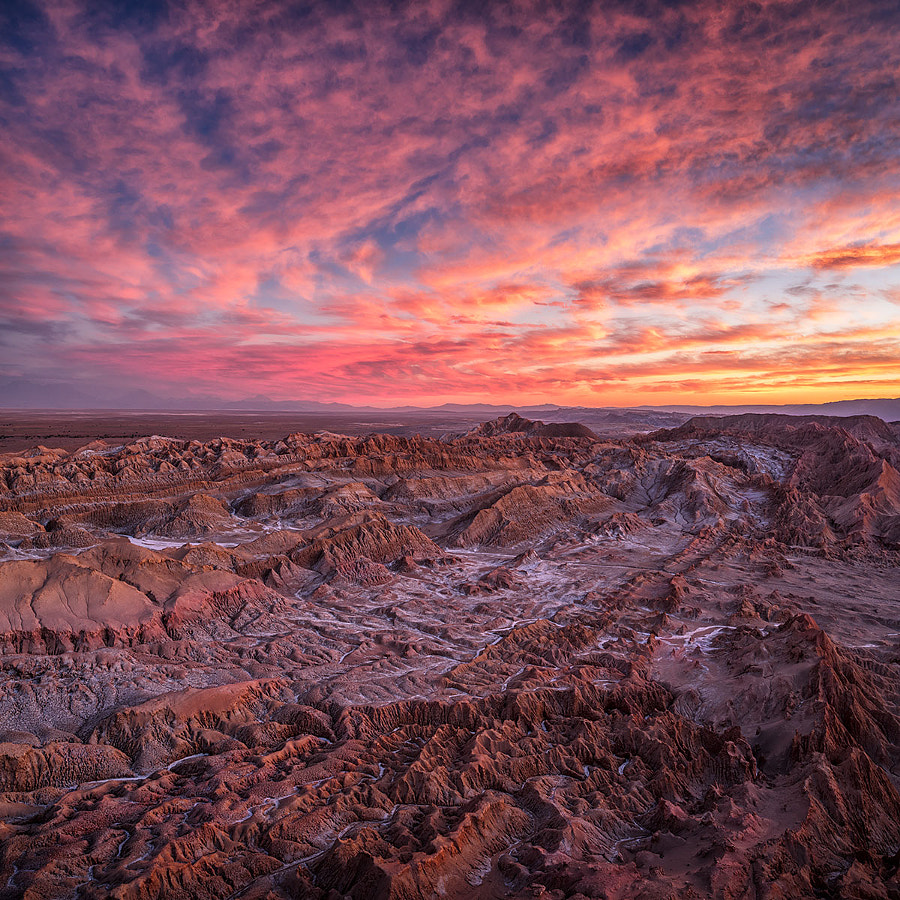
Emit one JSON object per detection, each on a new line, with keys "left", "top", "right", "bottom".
{"left": 0, "top": 414, "right": 898, "bottom": 899}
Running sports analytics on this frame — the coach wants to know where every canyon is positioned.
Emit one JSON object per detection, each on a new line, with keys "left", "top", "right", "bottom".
{"left": 0, "top": 411, "right": 898, "bottom": 899}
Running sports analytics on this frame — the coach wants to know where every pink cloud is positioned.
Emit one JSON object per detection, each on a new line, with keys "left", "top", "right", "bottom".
{"left": 1, "top": 0, "right": 899, "bottom": 405}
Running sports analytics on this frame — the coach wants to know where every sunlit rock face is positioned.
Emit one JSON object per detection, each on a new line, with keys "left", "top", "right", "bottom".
{"left": 0, "top": 414, "right": 899, "bottom": 899}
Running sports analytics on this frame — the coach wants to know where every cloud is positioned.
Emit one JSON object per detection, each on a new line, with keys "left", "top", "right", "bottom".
{"left": 804, "top": 242, "right": 900, "bottom": 270}
{"left": 571, "top": 263, "right": 756, "bottom": 310}
{"left": 0, "top": 0, "right": 899, "bottom": 405}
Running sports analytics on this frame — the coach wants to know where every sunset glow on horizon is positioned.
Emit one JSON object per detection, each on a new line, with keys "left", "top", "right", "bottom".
{"left": 2, "top": 0, "right": 900, "bottom": 407}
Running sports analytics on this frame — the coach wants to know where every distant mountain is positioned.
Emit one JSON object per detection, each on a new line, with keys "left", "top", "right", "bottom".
{"left": 223, "top": 397, "right": 360, "bottom": 412}
{"left": 812, "top": 398, "right": 900, "bottom": 421}
{"left": 420, "top": 402, "right": 562, "bottom": 413}
{"left": 641, "top": 398, "right": 900, "bottom": 421}
{"left": 113, "top": 388, "right": 173, "bottom": 409}
{"left": 0, "top": 377, "right": 96, "bottom": 409}
{"left": 2, "top": 377, "right": 898, "bottom": 423}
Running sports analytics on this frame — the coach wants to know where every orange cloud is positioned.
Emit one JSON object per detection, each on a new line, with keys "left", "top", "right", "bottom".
{"left": 1, "top": 0, "right": 899, "bottom": 406}
{"left": 804, "top": 243, "right": 900, "bottom": 270}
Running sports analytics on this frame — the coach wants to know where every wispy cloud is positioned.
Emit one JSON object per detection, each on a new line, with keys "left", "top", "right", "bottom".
{"left": 804, "top": 243, "right": 900, "bottom": 270}
{"left": 1, "top": 0, "right": 899, "bottom": 404}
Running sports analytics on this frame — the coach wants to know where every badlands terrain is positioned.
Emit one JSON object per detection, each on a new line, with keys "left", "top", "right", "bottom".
{"left": 0, "top": 407, "right": 689, "bottom": 454}
{"left": 0, "top": 411, "right": 899, "bottom": 899}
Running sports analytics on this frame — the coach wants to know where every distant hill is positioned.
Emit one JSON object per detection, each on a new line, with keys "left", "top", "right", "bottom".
{"left": 642, "top": 398, "right": 900, "bottom": 422}
{"left": 1, "top": 375, "right": 898, "bottom": 424}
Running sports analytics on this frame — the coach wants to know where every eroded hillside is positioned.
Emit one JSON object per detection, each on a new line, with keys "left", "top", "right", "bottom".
{"left": 0, "top": 414, "right": 898, "bottom": 899}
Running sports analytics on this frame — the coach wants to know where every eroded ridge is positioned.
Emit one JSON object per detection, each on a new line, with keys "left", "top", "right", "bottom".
{"left": 0, "top": 413, "right": 899, "bottom": 899}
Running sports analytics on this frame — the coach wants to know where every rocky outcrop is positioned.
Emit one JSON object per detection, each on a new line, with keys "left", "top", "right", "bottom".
{"left": 471, "top": 412, "right": 598, "bottom": 440}
{"left": 0, "top": 416, "right": 897, "bottom": 899}
{"left": 0, "top": 555, "right": 164, "bottom": 652}
{"left": 449, "top": 477, "right": 612, "bottom": 547}
{"left": 291, "top": 512, "right": 443, "bottom": 581}
{"left": 0, "top": 740, "right": 131, "bottom": 791}
{"left": 652, "top": 413, "right": 900, "bottom": 552}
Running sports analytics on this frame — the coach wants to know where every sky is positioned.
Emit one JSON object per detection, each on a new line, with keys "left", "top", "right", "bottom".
{"left": 2, "top": 0, "right": 900, "bottom": 408}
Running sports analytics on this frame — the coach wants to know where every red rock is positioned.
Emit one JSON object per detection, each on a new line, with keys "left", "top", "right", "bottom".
{"left": 0, "top": 415, "right": 896, "bottom": 898}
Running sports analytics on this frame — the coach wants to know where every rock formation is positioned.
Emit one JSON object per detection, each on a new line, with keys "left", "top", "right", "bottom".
{"left": 0, "top": 413, "right": 898, "bottom": 898}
